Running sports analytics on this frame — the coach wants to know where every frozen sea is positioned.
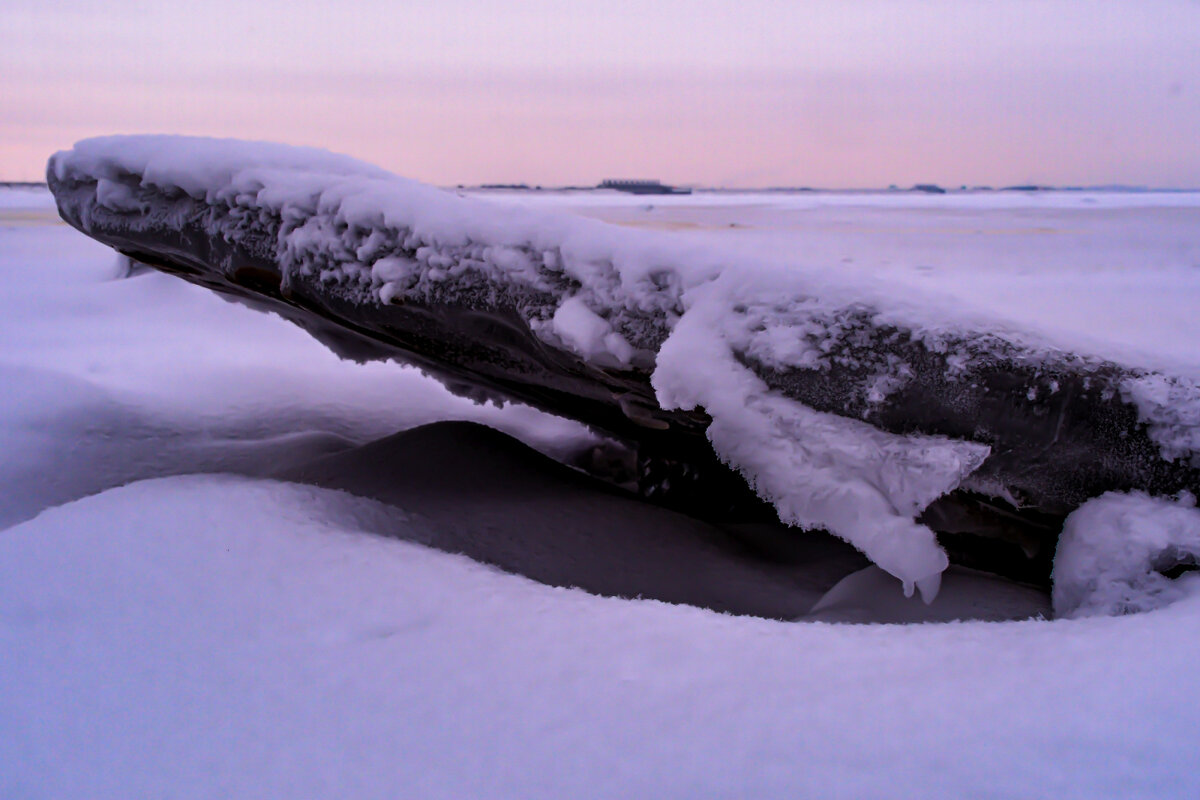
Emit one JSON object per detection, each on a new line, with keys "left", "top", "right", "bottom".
{"left": 3, "top": 183, "right": 1200, "bottom": 798}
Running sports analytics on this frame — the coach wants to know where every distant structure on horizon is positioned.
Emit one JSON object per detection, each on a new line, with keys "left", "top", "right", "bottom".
{"left": 599, "top": 179, "right": 691, "bottom": 195}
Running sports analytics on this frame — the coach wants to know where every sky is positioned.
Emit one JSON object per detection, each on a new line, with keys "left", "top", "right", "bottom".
{"left": 3, "top": 0, "right": 1198, "bottom": 188}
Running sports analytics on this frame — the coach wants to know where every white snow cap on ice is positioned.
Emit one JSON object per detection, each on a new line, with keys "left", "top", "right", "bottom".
{"left": 654, "top": 279, "right": 990, "bottom": 599}
{"left": 1053, "top": 491, "right": 1200, "bottom": 617}
{"left": 67, "top": 135, "right": 1170, "bottom": 597}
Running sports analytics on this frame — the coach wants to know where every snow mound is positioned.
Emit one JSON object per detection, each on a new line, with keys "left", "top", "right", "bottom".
{"left": 6, "top": 474, "right": 1200, "bottom": 797}
{"left": 1053, "top": 491, "right": 1200, "bottom": 617}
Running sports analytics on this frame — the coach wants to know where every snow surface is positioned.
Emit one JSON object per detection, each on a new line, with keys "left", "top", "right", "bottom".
{"left": 3, "top": 476, "right": 1199, "bottom": 799}
{"left": 7, "top": 182, "right": 1200, "bottom": 796}
{"left": 0, "top": 184, "right": 57, "bottom": 211}
{"left": 58, "top": 136, "right": 1200, "bottom": 591}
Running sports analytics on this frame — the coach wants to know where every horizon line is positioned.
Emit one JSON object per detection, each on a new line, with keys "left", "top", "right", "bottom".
{"left": 7, "top": 180, "right": 1200, "bottom": 194}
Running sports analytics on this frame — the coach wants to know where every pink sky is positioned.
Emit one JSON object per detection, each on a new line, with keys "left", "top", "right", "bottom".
{"left": 3, "top": 0, "right": 1198, "bottom": 187}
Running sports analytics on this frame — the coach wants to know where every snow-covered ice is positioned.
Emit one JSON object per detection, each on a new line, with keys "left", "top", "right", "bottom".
{"left": 5, "top": 180, "right": 1200, "bottom": 797}
{"left": 51, "top": 136, "right": 1200, "bottom": 592}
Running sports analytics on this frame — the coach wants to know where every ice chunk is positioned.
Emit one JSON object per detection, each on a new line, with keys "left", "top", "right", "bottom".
{"left": 654, "top": 282, "right": 990, "bottom": 595}
{"left": 48, "top": 135, "right": 1200, "bottom": 594}
{"left": 550, "top": 295, "right": 634, "bottom": 366}
{"left": 1053, "top": 490, "right": 1200, "bottom": 617}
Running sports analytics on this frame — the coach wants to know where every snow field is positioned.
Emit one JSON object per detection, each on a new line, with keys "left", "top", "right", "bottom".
{"left": 5, "top": 183, "right": 1200, "bottom": 797}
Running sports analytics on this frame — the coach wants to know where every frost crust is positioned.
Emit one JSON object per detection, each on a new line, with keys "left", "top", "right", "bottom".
{"left": 1122, "top": 375, "right": 1200, "bottom": 464}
